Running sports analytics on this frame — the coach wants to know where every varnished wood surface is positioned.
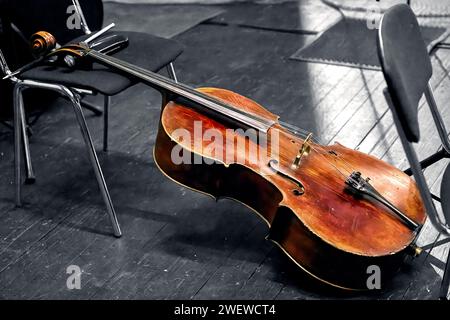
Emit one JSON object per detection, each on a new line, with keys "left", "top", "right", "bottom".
{"left": 0, "top": 1, "right": 449, "bottom": 299}
{"left": 156, "top": 87, "right": 425, "bottom": 289}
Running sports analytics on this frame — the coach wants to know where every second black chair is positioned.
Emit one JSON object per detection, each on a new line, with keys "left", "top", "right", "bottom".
{"left": 378, "top": 3, "right": 450, "bottom": 299}
{"left": 0, "top": 0, "right": 184, "bottom": 237}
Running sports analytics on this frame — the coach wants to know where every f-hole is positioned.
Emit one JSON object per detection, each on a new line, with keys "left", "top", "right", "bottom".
{"left": 268, "top": 159, "right": 305, "bottom": 196}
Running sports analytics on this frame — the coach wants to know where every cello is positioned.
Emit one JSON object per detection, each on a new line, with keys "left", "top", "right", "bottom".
{"left": 23, "top": 31, "right": 426, "bottom": 290}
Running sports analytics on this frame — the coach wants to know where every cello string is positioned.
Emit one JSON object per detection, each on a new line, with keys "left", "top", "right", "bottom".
{"left": 277, "top": 118, "right": 369, "bottom": 177}
{"left": 43, "top": 40, "right": 388, "bottom": 203}
{"left": 269, "top": 124, "right": 352, "bottom": 181}
{"left": 311, "top": 144, "right": 356, "bottom": 176}
{"left": 277, "top": 122, "right": 358, "bottom": 177}
{"left": 309, "top": 145, "right": 350, "bottom": 179}
{"left": 51, "top": 41, "right": 363, "bottom": 181}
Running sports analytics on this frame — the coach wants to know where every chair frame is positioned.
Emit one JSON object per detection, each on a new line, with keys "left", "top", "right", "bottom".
{"left": 379, "top": 10, "right": 450, "bottom": 299}
{"left": 384, "top": 87, "right": 450, "bottom": 300}
{"left": 0, "top": 1, "right": 178, "bottom": 238}
{"left": 1, "top": 48, "right": 123, "bottom": 236}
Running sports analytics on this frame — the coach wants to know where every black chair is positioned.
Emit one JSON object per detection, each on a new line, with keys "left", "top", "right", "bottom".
{"left": 378, "top": 4, "right": 450, "bottom": 299}
{"left": 0, "top": 0, "right": 183, "bottom": 237}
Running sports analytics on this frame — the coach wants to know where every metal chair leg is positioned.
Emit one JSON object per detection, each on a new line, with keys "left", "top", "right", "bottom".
{"left": 13, "top": 84, "right": 23, "bottom": 207}
{"left": 167, "top": 62, "right": 178, "bottom": 83}
{"left": 68, "top": 91, "right": 121, "bottom": 237}
{"left": 103, "top": 95, "right": 110, "bottom": 152}
{"left": 19, "top": 99, "right": 36, "bottom": 184}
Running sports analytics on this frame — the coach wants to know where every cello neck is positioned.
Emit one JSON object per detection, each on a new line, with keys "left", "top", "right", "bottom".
{"left": 86, "top": 49, "right": 275, "bottom": 132}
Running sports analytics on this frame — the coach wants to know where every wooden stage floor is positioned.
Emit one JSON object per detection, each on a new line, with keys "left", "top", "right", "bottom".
{"left": 0, "top": 1, "right": 449, "bottom": 299}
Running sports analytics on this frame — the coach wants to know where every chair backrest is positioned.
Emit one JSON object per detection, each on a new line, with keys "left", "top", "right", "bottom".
{"left": 378, "top": 3, "right": 432, "bottom": 143}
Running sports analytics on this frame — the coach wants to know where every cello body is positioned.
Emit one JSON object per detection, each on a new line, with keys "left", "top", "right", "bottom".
{"left": 154, "top": 88, "right": 427, "bottom": 290}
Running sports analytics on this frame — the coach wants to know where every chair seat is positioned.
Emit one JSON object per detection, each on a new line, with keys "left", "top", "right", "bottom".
{"left": 441, "top": 164, "right": 450, "bottom": 222}
{"left": 21, "top": 31, "right": 183, "bottom": 96}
